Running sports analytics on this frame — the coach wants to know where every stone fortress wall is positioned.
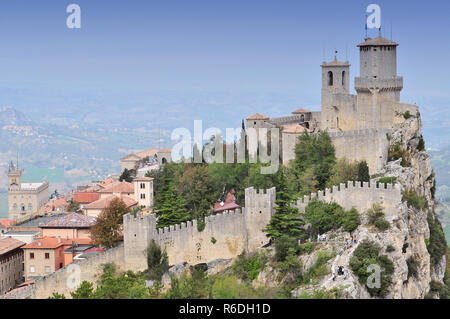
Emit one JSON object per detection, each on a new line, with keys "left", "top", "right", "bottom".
{"left": 294, "top": 180, "right": 402, "bottom": 217}
{"left": 123, "top": 187, "right": 276, "bottom": 271}
{"left": 2, "top": 181, "right": 404, "bottom": 299}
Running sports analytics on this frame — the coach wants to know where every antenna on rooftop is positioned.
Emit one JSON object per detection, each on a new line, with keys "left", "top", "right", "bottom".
{"left": 16, "top": 152, "right": 19, "bottom": 170}
{"left": 390, "top": 21, "right": 393, "bottom": 40}
{"left": 365, "top": 13, "right": 368, "bottom": 38}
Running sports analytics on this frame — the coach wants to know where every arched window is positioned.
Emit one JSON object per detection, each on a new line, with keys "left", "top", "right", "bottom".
{"left": 21, "top": 204, "right": 25, "bottom": 212}
{"left": 342, "top": 71, "right": 345, "bottom": 85}
{"left": 28, "top": 203, "right": 33, "bottom": 211}
{"left": 328, "top": 71, "right": 333, "bottom": 86}
{"left": 300, "top": 114, "right": 305, "bottom": 123}
{"left": 162, "top": 157, "right": 167, "bottom": 164}
{"left": 13, "top": 204, "right": 18, "bottom": 211}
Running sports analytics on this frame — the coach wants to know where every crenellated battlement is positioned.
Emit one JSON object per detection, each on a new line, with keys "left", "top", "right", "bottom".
{"left": 294, "top": 180, "right": 402, "bottom": 216}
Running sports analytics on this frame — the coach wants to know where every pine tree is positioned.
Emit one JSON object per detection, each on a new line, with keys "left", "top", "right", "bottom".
{"left": 156, "top": 184, "right": 190, "bottom": 228}
{"left": 357, "top": 160, "right": 370, "bottom": 182}
{"left": 263, "top": 169, "right": 305, "bottom": 240}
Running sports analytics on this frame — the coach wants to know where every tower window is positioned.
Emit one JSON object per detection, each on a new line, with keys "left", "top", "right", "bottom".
{"left": 342, "top": 71, "right": 346, "bottom": 85}
{"left": 327, "top": 71, "right": 333, "bottom": 86}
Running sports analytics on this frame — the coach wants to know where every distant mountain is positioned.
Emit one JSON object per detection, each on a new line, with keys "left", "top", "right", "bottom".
{"left": 0, "top": 106, "right": 35, "bottom": 127}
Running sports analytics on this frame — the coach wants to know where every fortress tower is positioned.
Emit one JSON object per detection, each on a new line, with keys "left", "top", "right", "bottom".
{"left": 321, "top": 56, "right": 351, "bottom": 130}
{"left": 355, "top": 35, "right": 403, "bottom": 129}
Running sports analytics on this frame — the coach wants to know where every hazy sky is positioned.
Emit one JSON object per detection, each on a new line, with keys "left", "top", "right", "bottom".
{"left": 0, "top": 0, "right": 449, "bottom": 106}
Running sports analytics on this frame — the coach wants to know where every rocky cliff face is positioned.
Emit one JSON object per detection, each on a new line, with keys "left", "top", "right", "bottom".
{"left": 253, "top": 109, "right": 447, "bottom": 299}
{"left": 314, "top": 109, "right": 446, "bottom": 298}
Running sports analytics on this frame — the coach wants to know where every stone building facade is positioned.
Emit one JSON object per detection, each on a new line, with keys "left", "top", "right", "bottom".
{"left": 246, "top": 35, "right": 419, "bottom": 173}
{"left": 7, "top": 162, "right": 49, "bottom": 221}
{"left": 0, "top": 237, "right": 25, "bottom": 294}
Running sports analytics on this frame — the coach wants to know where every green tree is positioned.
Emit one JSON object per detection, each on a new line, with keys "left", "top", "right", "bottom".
{"left": 340, "top": 207, "right": 361, "bottom": 233}
{"left": 264, "top": 169, "right": 305, "bottom": 240}
{"left": 156, "top": 184, "right": 190, "bottom": 228}
{"left": 90, "top": 197, "right": 130, "bottom": 248}
{"left": 327, "top": 158, "right": 359, "bottom": 187}
{"left": 66, "top": 200, "right": 82, "bottom": 213}
{"left": 292, "top": 131, "right": 336, "bottom": 192}
{"left": 357, "top": 161, "right": 370, "bottom": 182}
{"left": 70, "top": 281, "right": 95, "bottom": 299}
{"left": 303, "top": 199, "right": 343, "bottom": 236}
{"left": 146, "top": 240, "right": 169, "bottom": 281}
{"left": 119, "top": 168, "right": 134, "bottom": 182}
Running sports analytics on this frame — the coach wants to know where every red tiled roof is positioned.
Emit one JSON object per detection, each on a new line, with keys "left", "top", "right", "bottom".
{"left": 0, "top": 219, "right": 17, "bottom": 228}
{"left": 98, "top": 178, "right": 116, "bottom": 188}
{"left": 84, "top": 195, "right": 137, "bottom": 210}
{"left": 22, "top": 237, "right": 64, "bottom": 249}
{"left": 136, "top": 147, "right": 159, "bottom": 159}
{"left": 291, "top": 107, "right": 311, "bottom": 114}
{"left": 158, "top": 148, "right": 172, "bottom": 153}
{"left": 40, "top": 213, "right": 96, "bottom": 229}
{"left": 22, "top": 237, "right": 93, "bottom": 249}
{"left": 98, "top": 181, "right": 134, "bottom": 194}
{"left": 74, "top": 192, "right": 101, "bottom": 204}
{"left": 357, "top": 36, "right": 398, "bottom": 47}
{"left": 0, "top": 237, "right": 25, "bottom": 255}
{"left": 282, "top": 124, "right": 308, "bottom": 134}
{"left": 246, "top": 112, "right": 270, "bottom": 120}
{"left": 39, "top": 197, "right": 69, "bottom": 213}
{"left": 133, "top": 176, "right": 154, "bottom": 182}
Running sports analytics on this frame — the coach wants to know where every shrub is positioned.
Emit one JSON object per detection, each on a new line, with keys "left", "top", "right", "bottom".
{"left": 402, "top": 189, "right": 427, "bottom": 210}
{"left": 377, "top": 176, "right": 397, "bottom": 186}
{"left": 298, "top": 242, "right": 316, "bottom": 255}
{"left": 274, "top": 236, "right": 299, "bottom": 262}
{"left": 367, "top": 203, "right": 390, "bottom": 231}
{"left": 427, "top": 212, "right": 447, "bottom": 268}
{"left": 340, "top": 207, "right": 361, "bottom": 233}
{"left": 211, "top": 237, "right": 217, "bottom": 244}
{"left": 232, "top": 252, "right": 267, "bottom": 282}
{"left": 302, "top": 250, "right": 334, "bottom": 285}
{"left": 349, "top": 240, "right": 394, "bottom": 298}
{"left": 297, "top": 287, "right": 341, "bottom": 299}
{"left": 403, "top": 110, "right": 411, "bottom": 119}
{"left": 418, "top": 135, "right": 425, "bottom": 151}
{"left": 146, "top": 240, "right": 169, "bottom": 281}
{"left": 386, "top": 245, "right": 395, "bottom": 253}
{"left": 406, "top": 256, "right": 419, "bottom": 279}
{"left": 388, "top": 142, "right": 409, "bottom": 167}
{"left": 303, "top": 199, "right": 343, "bottom": 235}
{"left": 374, "top": 218, "right": 391, "bottom": 232}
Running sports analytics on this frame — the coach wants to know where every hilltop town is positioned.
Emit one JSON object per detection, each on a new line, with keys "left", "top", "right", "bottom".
{"left": 0, "top": 33, "right": 448, "bottom": 299}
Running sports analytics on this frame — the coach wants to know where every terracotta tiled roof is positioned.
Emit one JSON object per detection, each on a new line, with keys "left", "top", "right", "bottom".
{"left": 282, "top": 124, "right": 308, "bottom": 134}
{"left": 0, "top": 219, "right": 17, "bottom": 228}
{"left": 136, "top": 147, "right": 159, "bottom": 159}
{"left": 98, "top": 181, "right": 134, "bottom": 194}
{"left": 22, "top": 237, "right": 64, "bottom": 249}
{"left": 73, "top": 192, "right": 101, "bottom": 204}
{"left": 291, "top": 107, "right": 311, "bottom": 114}
{"left": 133, "top": 176, "right": 154, "bottom": 182}
{"left": 40, "top": 213, "right": 96, "bottom": 228}
{"left": 98, "top": 178, "right": 116, "bottom": 188}
{"left": 246, "top": 112, "right": 270, "bottom": 120}
{"left": 22, "top": 237, "right": 93, "bottom": 249}
{"left": 158, "top": 148, "right": 172, "bottom": 153}
{"left": 357, "top": 36, "right": 398, "bottom": 47}
{"left": 0, "top": 237, "right": 25, "bottom": 255}
{"left": 84, "top": 195, "right": 137, "bottom": 210}
{"left": 39, "top": 197, "right": 69, "bottom": 213}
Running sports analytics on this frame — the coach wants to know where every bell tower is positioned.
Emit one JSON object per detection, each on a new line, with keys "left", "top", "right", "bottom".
{"left": 321, "top": 56, "right": 350, "bottom": 130}
{"left": 8, "top": 160, "right": 22, "bottom": 191}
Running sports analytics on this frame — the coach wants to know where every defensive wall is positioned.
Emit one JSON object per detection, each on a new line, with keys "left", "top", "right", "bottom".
{"left": 123, "top": 187, "right": 276, "bottom": 271}
{"left": 294, "top": 180, "right": 402, "bottom": 216}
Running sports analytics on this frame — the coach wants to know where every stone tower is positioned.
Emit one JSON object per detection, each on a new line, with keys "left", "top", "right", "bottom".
{"left": 132, "top": 177, "right": 154, "bottom": 208}
{"left": 321, "top": 56, "right": 351, "bottom": 129}
{"left": 8, "top": 161, "right": 22, "bottom": 191}
{"left": 355, "top": 35, "right": 403, "bottom": 129}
